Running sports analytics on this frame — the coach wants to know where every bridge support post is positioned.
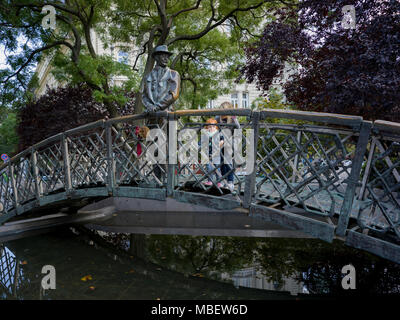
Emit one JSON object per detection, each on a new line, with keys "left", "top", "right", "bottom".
{"left": 167, "top": 116, "right": 177, "bottom": 197}
{"left": 129, "top": 233, "right": 147, "bottom": 259}
{"left": 31, "top": 148, "right": 43, "bottom": 201}
{"left": 244, "top": 111, "right": 260, "bottom": 209}
{"left": 336, "top": 121, "right": 372, "bottom": 236}
{"left": 106, "top": 123, "right": 116, "bottom": 195}
{"left": 62, "top": 134, "right": 72, "bottom": 193}
{"left": 291, "top": 131, "right": 302, "bottom": 184}
{"left": 8, "top": 163, "right": 20, "bottom": 215}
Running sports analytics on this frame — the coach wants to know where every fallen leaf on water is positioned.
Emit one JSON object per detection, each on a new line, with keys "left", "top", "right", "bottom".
{"left": 192, "top": 273, "right": 204, "bottom": 278}
{"left": 89, "top": 286, "right": 95, "bottom": 290}
{"left": 81, "top": 275, "right": 93, "bottom": 282}
{"left": 20, "top": 261, "right": 27, "bottom": 265}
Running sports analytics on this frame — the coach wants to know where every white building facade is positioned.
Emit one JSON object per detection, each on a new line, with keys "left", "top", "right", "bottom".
{"left": 205, "top": 82, "right": 263, "bottom": 109}
{"left": 220, "top": 266, "right": 307, "bottom": 296}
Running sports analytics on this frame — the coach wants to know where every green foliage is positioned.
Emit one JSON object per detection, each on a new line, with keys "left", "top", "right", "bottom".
{"left": 1, "top": 0, "right": 135, "bottom": 117}
{"left": 255, "top": 87, "right": 294, "bottom": 111}
{"left": 0, "top": 112, "right": 19, "bottom": 156}
{"left": 108, "top": 0, "right": 278, "bottom": 111}
{"left": 53, "top": 52, "right": 140, "bottom": 103}
{"left": 146, "top": 235, "right": 400, "bottom": 294}
{"left": 256, "top": 238, "right": 400, "bottom": 295}
{"left": 1, "top": 0, "right": 285, "bottom": 117}
{"left": 249, "top": 88, "right": 299, "bottom": 126}
{"left": 146, "top": 235, "right": 258, "bottom": 279}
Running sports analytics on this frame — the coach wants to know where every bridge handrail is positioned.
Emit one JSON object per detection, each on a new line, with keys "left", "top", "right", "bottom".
{"left": 260, "top": 109, "right": 363, "bottom": 127}
{"left": 373, "top": 120, "right": 400, "bottom": 135}
{"left": 0, "top": 108, "right": 367, "bottom": 171}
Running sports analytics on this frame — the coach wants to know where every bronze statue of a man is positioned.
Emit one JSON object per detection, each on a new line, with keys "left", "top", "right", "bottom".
{"left": 142, "top": 45, "right": 180, "bottom": 112}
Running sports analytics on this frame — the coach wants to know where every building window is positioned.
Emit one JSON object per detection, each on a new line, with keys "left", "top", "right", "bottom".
{"left": 207, "top": 100, "right": 215, "bottom": 109}
{"left": 231, "top": 93, "right": 238, "bottom": 108}
{"left": 242, "top": 92, "right": 249, "bottom": 108}
{"left": 118, "top": 50, "right": 129, "bottom": 64}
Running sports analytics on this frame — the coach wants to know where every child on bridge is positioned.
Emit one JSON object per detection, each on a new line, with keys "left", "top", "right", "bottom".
{"left": 203, "top": 118, "right": 223, "bottom": 188}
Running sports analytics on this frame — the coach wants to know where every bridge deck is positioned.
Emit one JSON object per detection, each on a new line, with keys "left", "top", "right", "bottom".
{"left": 0, "top": 108, "right": 399, "bottom": 264}
{"left": 82, "top": 196, "right": 314, "bottom": 239}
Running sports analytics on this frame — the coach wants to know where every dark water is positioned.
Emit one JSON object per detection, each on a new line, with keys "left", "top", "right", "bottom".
{"left": 1, "top": 227, "right": 400, "bottom": 299}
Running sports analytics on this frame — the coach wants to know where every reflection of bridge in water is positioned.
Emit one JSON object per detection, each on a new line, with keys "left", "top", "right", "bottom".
{"left": 0, "top": 109, "right": 399, "bottom": 263}
{"left": 0, "top": 244, "right": 24, "bottom": 299}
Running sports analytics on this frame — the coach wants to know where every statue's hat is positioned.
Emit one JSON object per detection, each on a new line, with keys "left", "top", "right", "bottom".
{"left": 152, "top": 45, "right": 173, "bottom": 57}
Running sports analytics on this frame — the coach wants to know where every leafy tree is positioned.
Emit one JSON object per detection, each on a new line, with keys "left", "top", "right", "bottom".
{"left": 255, "top": 238, "right": 400, "bottom": 295}
{"left": 16, "top": 84, "right": 135, "bottom": 151}
{"left": 146, "top": 235, "right": 258, "bottom": 279}
{"left": 240, "top": 0, "right": 400, "bottom": 121}
{"left": 253, "top": 87, "right": 294, "bottom": 110}
{"left": 0, "top": 0, "right": 138, "bottom": 117}
{"left": 1, "top": 0, "right": 293, "bottom": 116}
{"left": 92, "top": 231, "right": 400, "bottom": 295}
{"left": 108, "top": 0, "right": 290, "bottom": 113}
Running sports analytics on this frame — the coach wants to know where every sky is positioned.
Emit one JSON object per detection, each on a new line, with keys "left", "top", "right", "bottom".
{"left": 0, "top": 44, "right": 7, "bottom": 68}
{"left": 0, "top": 34, "right": 32, "bottom": 70}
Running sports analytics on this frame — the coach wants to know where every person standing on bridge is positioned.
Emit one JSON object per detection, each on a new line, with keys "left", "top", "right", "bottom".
{"left": 216, "top": 102, "right": 240, "bottom": 192}
{"left": 203, "top": 118, "right": 223, "bottom": 188}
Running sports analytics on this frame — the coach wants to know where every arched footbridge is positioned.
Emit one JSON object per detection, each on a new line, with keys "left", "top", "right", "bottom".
{"left": 0, "top": 109, "right": 399, "bottom": 263}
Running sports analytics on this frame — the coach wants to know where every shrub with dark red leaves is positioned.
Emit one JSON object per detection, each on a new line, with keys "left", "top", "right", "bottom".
{"left": 17, "top": 85, "right": 135, "bottom": 152}
{"left": 240, "top": 0, "right": 400, "bottom": 122}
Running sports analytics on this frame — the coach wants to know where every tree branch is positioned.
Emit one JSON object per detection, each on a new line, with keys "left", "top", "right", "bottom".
{"left": 1, "top": 41, "right": 73, "bottom": 84}
{"left": 55, "top": 14, "right": 81, "bottom": 62}
{"left": 170, "top": 52, "right": 185, "bottom": 69}
{"left": 154, "top": 0, "right": 167, "bottom": 29}
{"left": 182, "top": 75, "right": 198, "bottom": 99}
{"left": 170, "top": 0, "right": 202, "bottom": 18}
{"left": 132, "top": 41, "right": 149, "bottom": 71}
{"left": 167, "top": 0, "right": 267, "bottom": 45}
{"left": 278, "top": 0, "right": 297, "bottom": 8}
{"left": 154, "top": 0, "right": 171, "bottom": 45}
{"left": 13, "top": 1, "right": 79, "bottom": 17}
{"left": 231, "top": 15, "right": 261, "bottom": 38}
{"left": 83, "top": 5, "right": 97, "bottom": 59}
